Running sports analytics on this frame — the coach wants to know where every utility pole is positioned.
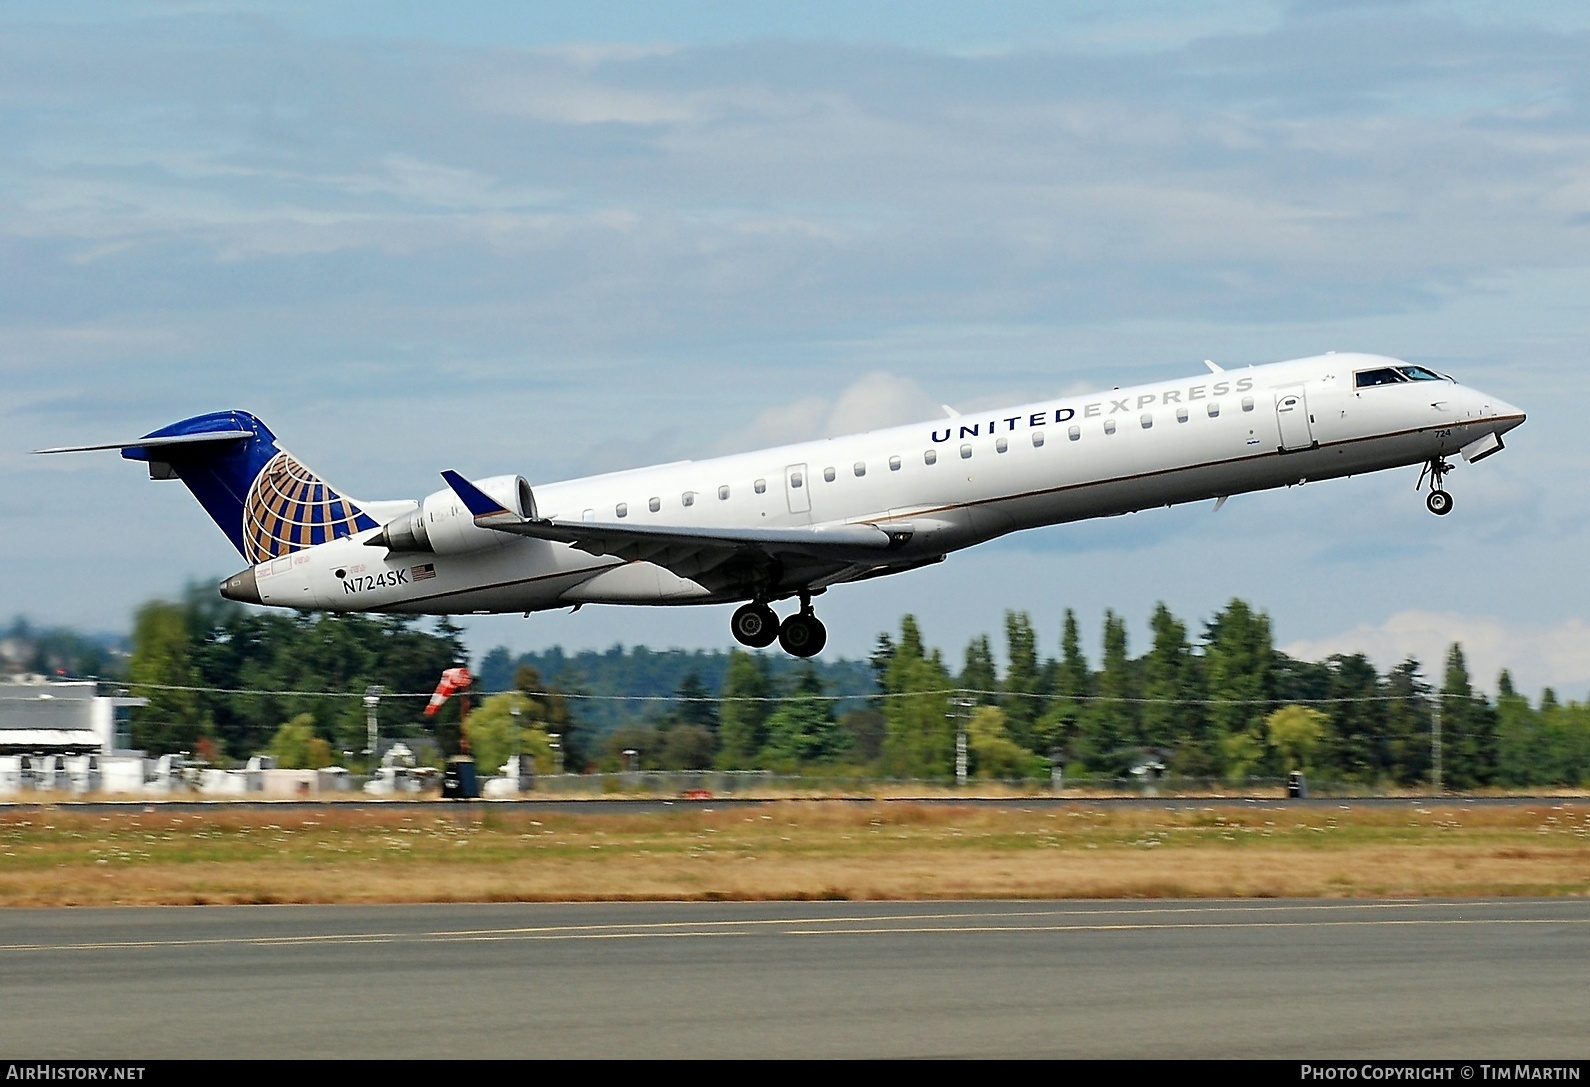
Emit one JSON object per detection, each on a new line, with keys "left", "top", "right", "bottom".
{"left": 363, "top": 686, "right": 383, "bottom": 772}
{"left": 1431, "top": 696, "right": 1443, "bottom": 795}
{"left": 949, "top": 692, "right": 974, "bottom": 786}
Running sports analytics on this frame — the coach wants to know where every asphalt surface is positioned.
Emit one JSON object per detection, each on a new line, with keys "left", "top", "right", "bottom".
{"left": 2, "top": 898, "right": 1586, "bottom": 1058}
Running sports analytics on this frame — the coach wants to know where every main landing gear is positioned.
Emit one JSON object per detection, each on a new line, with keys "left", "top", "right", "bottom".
{"left": 730, "top": 593, "right": 828, "bottom": 658}
{"left": 1418, "top": 456, "right": 1455, "bottom": 516}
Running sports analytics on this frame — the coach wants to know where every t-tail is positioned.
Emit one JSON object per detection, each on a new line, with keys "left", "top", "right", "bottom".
{"left": 36, "top": 410, "right": 380, "bottom": 562}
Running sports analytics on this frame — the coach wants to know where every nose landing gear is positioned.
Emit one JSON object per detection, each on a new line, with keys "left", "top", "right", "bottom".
{"left": 730, "top": 592, "right": 827, "bottom": 657}
{"left": 1419, "top": 456, "right": 1455, "bottom": 516}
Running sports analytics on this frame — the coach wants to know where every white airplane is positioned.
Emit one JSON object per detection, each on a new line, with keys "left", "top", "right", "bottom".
{"left": 40, "top": 352, "right": 1524, "bottom": 657}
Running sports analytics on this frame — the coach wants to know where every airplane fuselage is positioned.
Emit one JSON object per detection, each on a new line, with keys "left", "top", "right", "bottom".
{"left": 234, "top": 352, "right": 1524, "bottom": 621}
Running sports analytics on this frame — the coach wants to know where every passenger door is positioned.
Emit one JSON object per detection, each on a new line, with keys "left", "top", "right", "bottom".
{"left": 784, "top": 463, "right": 811, "bottom": 515}
{"left": 1275, "top": 387, "right": 1315, "bottom": 451}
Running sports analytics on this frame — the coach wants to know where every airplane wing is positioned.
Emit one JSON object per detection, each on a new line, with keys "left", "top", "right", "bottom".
{"left": 438, "top": 469, "right": 919, "bottom": 591}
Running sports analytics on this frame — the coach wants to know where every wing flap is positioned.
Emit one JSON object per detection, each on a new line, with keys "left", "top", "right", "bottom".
{"left": 436, "top": 469, "right": 917, "bottom": 592}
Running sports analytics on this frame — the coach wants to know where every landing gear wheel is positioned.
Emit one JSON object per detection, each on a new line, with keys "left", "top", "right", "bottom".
{"left": 1418, "top": 456, "right": 1455, "bottom": 516}
{"left": 731, "top": 603, "right": 779, "bottom": 648}
{"left": 778, "top": 613, "right": 827, "bottom": 658}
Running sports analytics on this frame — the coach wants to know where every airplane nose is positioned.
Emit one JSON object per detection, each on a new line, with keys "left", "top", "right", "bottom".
{"left": 1484, "top": 393, "right": 1527, "bottom": 433}
{"left": 219, "top": 566, "right": 261, "bottom": 605}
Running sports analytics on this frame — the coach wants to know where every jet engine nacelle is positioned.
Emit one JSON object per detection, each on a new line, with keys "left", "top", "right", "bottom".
{"left": 371, "top": 475, "right": 535, "bottom": 555}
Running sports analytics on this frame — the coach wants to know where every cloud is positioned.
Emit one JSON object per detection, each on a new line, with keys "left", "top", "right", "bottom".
{"left": 1284, "top": 612, "right": 1590, "bottom": 698}
{"left": 710, "top": 371, "right": 938, "bottom": 455}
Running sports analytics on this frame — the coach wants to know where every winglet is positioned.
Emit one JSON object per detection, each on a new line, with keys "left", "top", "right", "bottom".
{"left": 441, "top": 470, "right": 513, "bottom": 519}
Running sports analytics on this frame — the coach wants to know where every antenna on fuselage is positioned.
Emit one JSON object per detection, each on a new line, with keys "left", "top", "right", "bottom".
{"left": 941, "top": 405, "right": 961, "bottom": 418}
{"left": 1204, "top": 359, "right": 1224, "bottom": 374}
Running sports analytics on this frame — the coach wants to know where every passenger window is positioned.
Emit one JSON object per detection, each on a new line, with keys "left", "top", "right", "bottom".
{"left": 681, "top": 491, "right": 695, "bottom": 507}
{"left": 718, "top": 485, "right": 729, "bottom": 500}
{"left": 1032, "top": 430, "right": 1045, "bottom": 447}
{"left": 1140, "top": 413, "right": 1153, "bottom": 429}
{"left": 1176, "top": 407, "right": 1189, "bottom": 423}
{"left": 1068, "top": 426, "right": 1081, "bottom": 441}
{"left": 996, "top": 437, "right": 1008, "bottom": 453}
{"left": 924, "top": 449, "right": 938, "bottom": 465}
{"left": 1355, "top": 368, "right": 1408, "bottom": 388}
{"left": 616, "top": 502, "right": 628, "bottom": 518}
{"left": 889, "top": 455, "right": 901, "bottom": 471}
{"left": 960, "top": 443, "right": 972, "bottom": 459}
{"left": 1241, "top": 397, "right": 1255, "bottom": 412}
{"left": 1104, "top": 420, "right": 1117, "bottom": 435}
{"left": 823, "top": 467, "right": 836, "bottom": 483}
{"left": 853, "top": 462, "right": 866, "bottom": 477}
{"left": 789, "top": 473, "right": 802, "bottom": 489}
{"left": 1207, "top": 403, "right": 1220, "bottom": 418}
{"left": 755, "top": 479, "right": 767, "bottom": 494}
{"left": 648, "top": 497, "right": 661, "bottom": 512}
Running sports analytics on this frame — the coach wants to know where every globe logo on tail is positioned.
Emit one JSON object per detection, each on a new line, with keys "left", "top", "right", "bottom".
{"left": 242, "top": 451, "right": 377, "bottom": 563}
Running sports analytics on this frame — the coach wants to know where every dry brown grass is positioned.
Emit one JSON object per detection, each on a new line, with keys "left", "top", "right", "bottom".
{"left": 1, "top": 800, "right": 1586, "bottom": 907}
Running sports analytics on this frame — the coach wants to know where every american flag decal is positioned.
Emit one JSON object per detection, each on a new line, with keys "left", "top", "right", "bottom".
{"left": 410, "top": 563, "right": 437, "bottom": 581}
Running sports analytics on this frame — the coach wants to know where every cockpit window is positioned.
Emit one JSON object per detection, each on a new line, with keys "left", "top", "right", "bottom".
{"left": 1396, "top": 365, "right": 1447, "bottom": 382}
{"left": 1354, "top": 368, "right": 1408, "bottom": 388}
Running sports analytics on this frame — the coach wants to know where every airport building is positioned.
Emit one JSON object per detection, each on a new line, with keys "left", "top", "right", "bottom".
{"left": 0, "top": 674, "right": 145, "bottom": 756}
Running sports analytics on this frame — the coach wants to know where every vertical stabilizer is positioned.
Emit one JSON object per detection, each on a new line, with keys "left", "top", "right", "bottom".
{"left": 118, "top": 411, "right": 378, "bottom": 562}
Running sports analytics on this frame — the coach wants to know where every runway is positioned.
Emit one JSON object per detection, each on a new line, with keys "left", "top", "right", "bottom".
{"left": 2, "top": 898, "right": 1586, "bottom": 1058}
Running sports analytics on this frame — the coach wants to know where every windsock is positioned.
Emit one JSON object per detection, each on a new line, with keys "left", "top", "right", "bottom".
{"left": 424, "top": 666, "right": 472, "bottom": 717}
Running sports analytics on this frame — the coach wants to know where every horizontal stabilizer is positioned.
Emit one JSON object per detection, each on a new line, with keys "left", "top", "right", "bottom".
{"left": 33, "top": 430, "right": 254, "bottom": 455}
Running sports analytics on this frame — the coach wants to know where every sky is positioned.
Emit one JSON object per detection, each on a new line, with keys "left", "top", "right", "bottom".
{"left": 3, "top": 1, "right": 1588, "bottom": 695}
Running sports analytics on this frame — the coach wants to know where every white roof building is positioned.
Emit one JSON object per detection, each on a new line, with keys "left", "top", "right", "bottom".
{"left": 0, "top": 675, "right": 146, "bottom": 755}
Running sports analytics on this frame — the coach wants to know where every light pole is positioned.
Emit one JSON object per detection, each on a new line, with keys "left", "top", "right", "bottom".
{"left": 510, "top": 699, "right": 522, "bottom": 789}
{"left": 363, "top": 686, "right": 383, "bottom": 772}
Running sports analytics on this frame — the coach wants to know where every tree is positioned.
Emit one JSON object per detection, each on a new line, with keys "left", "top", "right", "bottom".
{"left": 999, "top": 611, "right": 1042, "bottom": 750}
{"left": 1140, "top": 602, "right": 1209, "bottom": 773}
{"left": 127, "top": 601, "right": 209, "bottom": 756}
{"left": 959, "top": 635, "right": 996, "bottom": 701}
{"left": 1323, "top": 654, "right": 1387, "bottom": 783}
{"left": 967, "top": 706, "right": 1045, "bottom": 780}
{"left": 1383, "top": 658, "right": 1432, "bottom": 785}
{"left": 1440, "top": 643, "right": 1495, "bottom": 788}
{"left": 1203, "top": 600, "right": 1275, "bottom": 776}
{"left": 1266, "top": 705, "right": 1328, "bottom": 774}
{"left": 1078, "top": 610, "right": 1135, "bottom": 772}
{"left": 1034, "top": 609, "right": 1089, "bottom": 765}
{"left": 1495, "top": 671, "right": 1547, "bottom": 786}
{"left": 838, "top": 707, "right": 886, "bottom": 763}
{"left": 716, "top": 650, "right": 771, "bottom": 768}
{"left": 761, "top": 665, "right": 848, "bottom": 766}
{"left": 658, "top": 726, "right": 717, "bottom": 770}
{"left": 880, "top": 616, "right": 954, "bottom": 779}
{"left": 464, "top": 692, "right": 557, "bottom": 775}
{"left": 668, "top": 671, "right": 719, "bottom": 735}
{"left": 268, "top": 713, "right": 333, "bottom": 770}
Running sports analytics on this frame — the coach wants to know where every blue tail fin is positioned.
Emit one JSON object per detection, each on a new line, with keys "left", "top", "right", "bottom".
{"left": 121, "top": 411, "right": 378, "bottom": 563}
